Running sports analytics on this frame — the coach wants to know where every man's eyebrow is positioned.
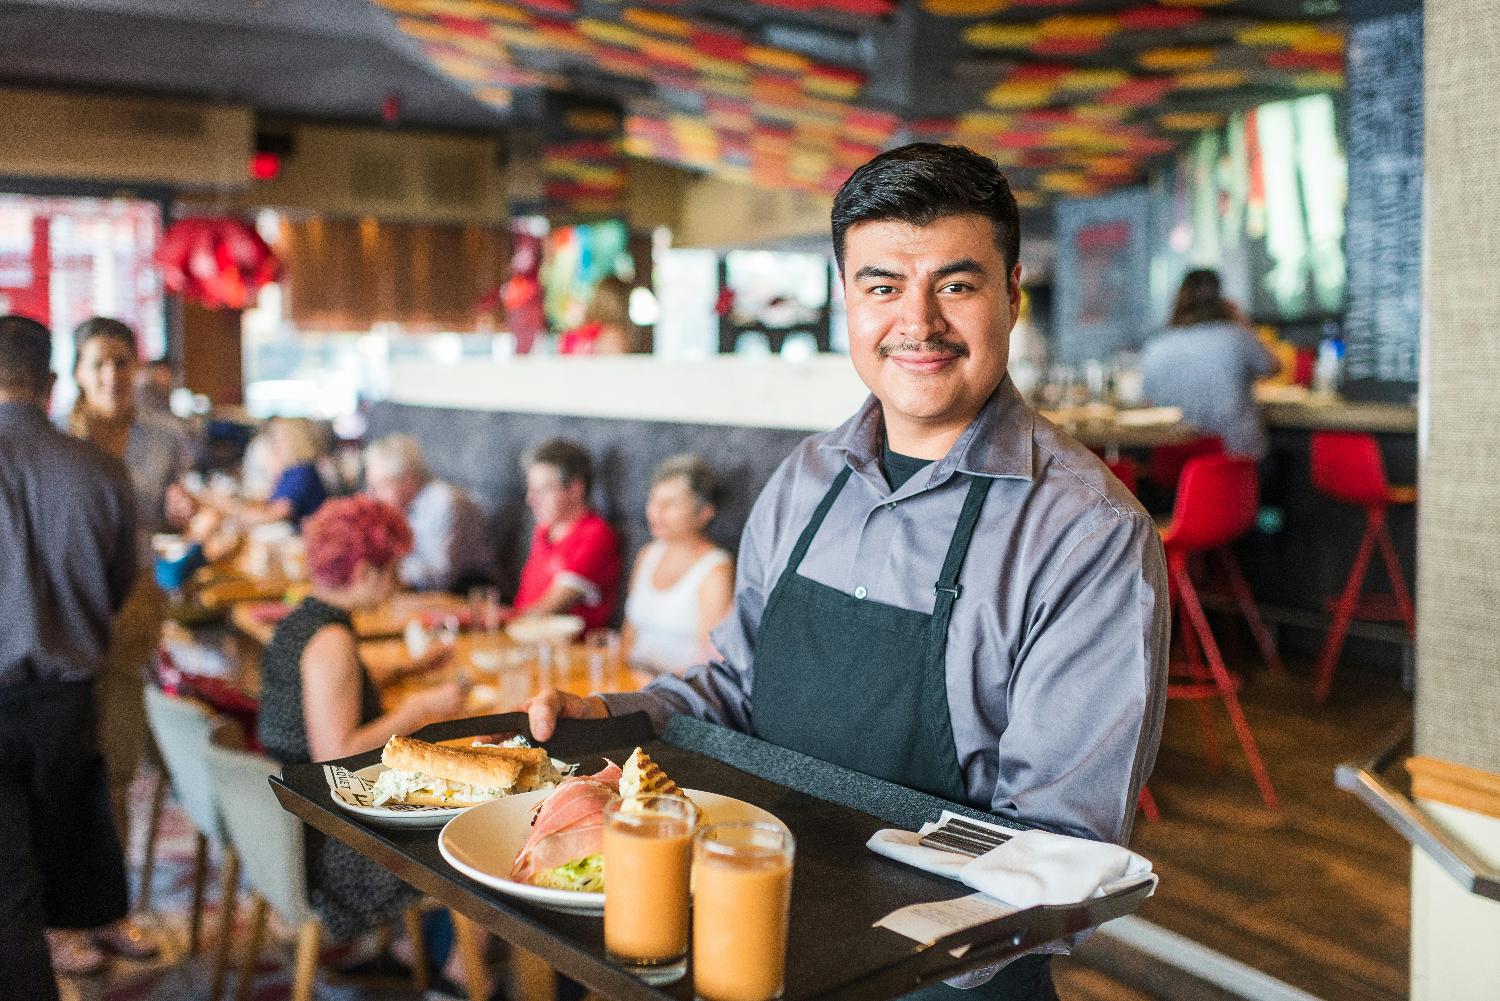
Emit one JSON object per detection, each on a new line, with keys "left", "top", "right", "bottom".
{"left": 932, "top": 258, "right": 986, "bottom": 279}
{"left": 852, "top": 265, "right": 904, "bottom": 282}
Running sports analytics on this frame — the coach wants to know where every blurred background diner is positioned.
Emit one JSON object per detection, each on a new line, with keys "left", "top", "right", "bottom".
{"left": 0, "top": 0, "right": 1494, "bottom": 999}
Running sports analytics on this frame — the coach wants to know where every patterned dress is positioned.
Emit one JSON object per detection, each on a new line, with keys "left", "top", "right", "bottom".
{"left": 258, "top": 596, "right": 418, "bottom": 940}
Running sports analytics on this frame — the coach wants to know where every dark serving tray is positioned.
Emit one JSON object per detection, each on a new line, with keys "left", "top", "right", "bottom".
{"left": 269, "top": 712, "right": 1152, "bottom": 1001}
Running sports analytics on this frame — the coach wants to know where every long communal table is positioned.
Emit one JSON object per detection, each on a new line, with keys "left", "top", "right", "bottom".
{"left": 271, "top": 712, "right": 1154, "bottom": 1001}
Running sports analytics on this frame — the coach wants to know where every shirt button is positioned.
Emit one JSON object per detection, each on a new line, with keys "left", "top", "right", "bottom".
{"left": 885, "top": 502, "right": 897, "bottom": 511}
{"left": 854, "top": 586, "right": 868, "bottom": 599}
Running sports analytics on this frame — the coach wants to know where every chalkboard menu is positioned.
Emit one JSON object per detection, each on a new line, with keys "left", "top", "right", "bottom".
{"left": 1342, "top": 10, "right": 1423, "bottom": 401}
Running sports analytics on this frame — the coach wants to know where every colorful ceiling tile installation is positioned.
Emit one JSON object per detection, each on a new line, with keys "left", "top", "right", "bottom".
{"left": 373, "top": 0, "right": 1343, "bottom": 211}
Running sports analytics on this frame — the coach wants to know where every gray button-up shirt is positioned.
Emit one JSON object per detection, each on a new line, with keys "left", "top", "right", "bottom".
{"left": 603, "top": 379, "right": 1169, "bottom": 845}
{"left": 401, "top": 478, "right": 498, "bottom": 592}
{"left": 1, "top": 401, "right": 137, "bottom": 687}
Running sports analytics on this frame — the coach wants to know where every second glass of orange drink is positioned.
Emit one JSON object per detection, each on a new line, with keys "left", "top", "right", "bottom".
{"left": 602, "top": 792, "right": 698, "bottom": 984}
{"left": 692, "top": 821, "right": 796, "bottom": 1001}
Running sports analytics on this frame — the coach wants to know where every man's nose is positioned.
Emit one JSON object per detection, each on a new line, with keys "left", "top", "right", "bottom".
{"left": 897, "top": 287, "right": 944, "bottom": 338}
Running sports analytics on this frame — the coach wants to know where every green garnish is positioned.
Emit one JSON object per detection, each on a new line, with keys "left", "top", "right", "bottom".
{"left": 533, "top": 854, "right": 605, "bottom": 893}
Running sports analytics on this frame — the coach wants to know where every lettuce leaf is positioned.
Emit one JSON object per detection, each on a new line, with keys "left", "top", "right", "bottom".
{"left": 532, "top": 854, "right": 605, "bottom": 893}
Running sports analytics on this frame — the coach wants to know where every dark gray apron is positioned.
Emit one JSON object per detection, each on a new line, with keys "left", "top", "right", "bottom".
{"left": 749, "top": 465, "right": 1056, "bottom": 1000}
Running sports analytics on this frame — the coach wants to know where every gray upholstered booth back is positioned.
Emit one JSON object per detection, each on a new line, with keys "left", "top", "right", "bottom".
{"left": 366, "top": 402, "right": 817, "bottom": 612}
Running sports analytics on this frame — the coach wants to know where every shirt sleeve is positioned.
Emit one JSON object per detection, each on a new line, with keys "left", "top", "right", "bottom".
{"left": 556, "top": 519, "right": 620, "bottom": 607}
{"left": 108, "top": 467, "right": 139, "bottom": 613}
{"left": 600, "top": 455, "right": 794, "bottom": 733}
{"left": 401, "top": 490, "right": 458, "bottom": 591}
{"left": 991, "top": 510, "right": 1170, "bottom": 844}
{"left": 270, "top": 464, "right": 323, "bottom": 520}
{"left": 1242, "top": 329, "right": 1279, "bottom": 378}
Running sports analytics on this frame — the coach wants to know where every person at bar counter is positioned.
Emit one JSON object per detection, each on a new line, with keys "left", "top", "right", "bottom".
{"left": 559, "top": 275, "right": 637, "bottom": 355}
{"left": 512, "top": 438, "right": 622, "bottom": 631}
{"left": 621, "top": 454, "right": 735, "bottom": 676}
{"left": 364, "top": 433, "right": 499, "bottom": 592}
{"left": 64, "top": 318, "right": 197, "bottom": 966}
{"left": 0, "top": 316, "right": 138, "bottom": 998}
{"left": 1140, "top": 268, "right": 1280, "bottom": 459}
{"left": 525, "top": 144, "right": 1170, "bottom": 999}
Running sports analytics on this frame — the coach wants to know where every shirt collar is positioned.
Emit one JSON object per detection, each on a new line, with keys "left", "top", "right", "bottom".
{"left": 0, "top": 401, "right": 50, "bottom": 431}
{"left": 820, "top": 375, "right": 1035, "bottom": 482}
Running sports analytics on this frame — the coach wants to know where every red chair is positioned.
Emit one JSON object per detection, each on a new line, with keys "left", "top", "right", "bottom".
{"left": 1147, "top": 434, "right": 1223, "bottom": 494}
{"left": 1105, "top": 457, "right": 1139, "bottom": 496}
{"left": 1161, "top": 455, "right": 1279, "bottom": 809}
{"left": 1309, "top": 432, "right": 1417, "bottom": 703}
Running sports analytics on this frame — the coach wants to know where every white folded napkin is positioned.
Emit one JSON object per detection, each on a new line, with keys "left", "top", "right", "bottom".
{"left": 868, "top": 811, "right": 1157, "bottom": 909}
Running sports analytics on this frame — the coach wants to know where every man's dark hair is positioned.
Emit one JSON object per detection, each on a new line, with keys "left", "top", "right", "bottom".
{"left": 523, "top": 438, "right": 594, "bottom": 494}
{"left": 0, "top": 314, "right": 53, "bottom": 394}
{"left": 831, "top": 143, "right": 1021, "bottom": 274}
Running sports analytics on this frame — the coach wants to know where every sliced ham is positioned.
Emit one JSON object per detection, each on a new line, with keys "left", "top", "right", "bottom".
{"left": 509, "top": 762, "right": 621, "bottom": 883}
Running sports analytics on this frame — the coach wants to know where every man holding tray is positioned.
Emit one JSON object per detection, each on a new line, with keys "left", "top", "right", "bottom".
{"left": 526, "top": 144, "right": 1170, "bottom": 999}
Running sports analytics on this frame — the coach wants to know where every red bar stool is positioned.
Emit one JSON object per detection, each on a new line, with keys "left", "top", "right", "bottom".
{"left": 1161, "top": 454, "right": 1279, "bottom": 810}
{"left": 1105, "top": 457, "right": 1139, "bottom": 496}
{"left": 1146, "top": 434, "right": 1223, "bottom": 494}
{"left": 1309, "top": 432, "right": 1417, "bottom": 703}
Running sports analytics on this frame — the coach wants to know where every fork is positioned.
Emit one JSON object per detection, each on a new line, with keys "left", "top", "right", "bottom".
{"left": 918, "top": 817, "right": 1014, "bottom": 858}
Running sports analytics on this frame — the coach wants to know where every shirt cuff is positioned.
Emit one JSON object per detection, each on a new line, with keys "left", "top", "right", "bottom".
{"left": 597, "top": 690, "right": 676, "bottom": 734}
{"left": 555, "top": 571, "right": 603, "bottom": 607}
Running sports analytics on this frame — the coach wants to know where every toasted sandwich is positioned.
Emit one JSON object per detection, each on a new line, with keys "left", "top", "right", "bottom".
{"left": 370, "top": 735, "right": 563, "bottom": 808}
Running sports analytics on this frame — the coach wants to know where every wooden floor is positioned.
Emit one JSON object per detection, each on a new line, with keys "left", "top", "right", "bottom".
{"left": 1095, "top": 651, "right": 1413, "bottom": 1001}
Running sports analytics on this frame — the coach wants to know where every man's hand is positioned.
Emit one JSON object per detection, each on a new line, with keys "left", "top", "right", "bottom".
{"left": 520, "top": 689, "right": 609, "bottom": 741}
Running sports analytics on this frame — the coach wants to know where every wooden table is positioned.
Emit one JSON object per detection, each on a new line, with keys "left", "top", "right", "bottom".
{"left": 368, "top": 632, "right": 658, "bottom": 717}
{"left": 229, "top": 591, "right": 468, "bottom": 647}
{"left": 1039, "top": 408, "right": 1202, "bottom": 461}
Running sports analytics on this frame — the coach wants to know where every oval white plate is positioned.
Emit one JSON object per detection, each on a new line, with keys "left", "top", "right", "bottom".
{"left": 439, "top": 788, "right": 780, "bottom": 915}
{"left": 330, "top": 762, "right": 568, "bottom": 830}
{"left": 505, "top": 614, "right": 586, "bottom": 646}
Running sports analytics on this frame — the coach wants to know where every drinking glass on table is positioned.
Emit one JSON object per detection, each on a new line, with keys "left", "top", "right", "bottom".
{"left": 603, "top": 793, "right": 698, "bottom": 985}
{"left": 469, "top": 586, "right": 506, "bottom": 672}
{"left": 693, "top": 822, "right": 796, "bottom": 1001}
{"left": 583, "top": 627, "right": 620, "bottom": 685}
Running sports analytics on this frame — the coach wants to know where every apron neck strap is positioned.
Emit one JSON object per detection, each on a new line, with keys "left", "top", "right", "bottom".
{"left": 788, "top": 465, "right": 854, "bottom": 573}
{"left": 933, "top": 475, "right": 993, "bottom": 609}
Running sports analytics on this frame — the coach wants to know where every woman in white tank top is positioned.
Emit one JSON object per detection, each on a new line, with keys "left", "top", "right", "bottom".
{"left": 622, "top": 456, "right": 735, "bottom": 675}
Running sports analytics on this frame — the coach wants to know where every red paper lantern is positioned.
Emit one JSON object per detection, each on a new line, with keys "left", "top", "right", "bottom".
{"left": 155, "top": 217, "right": 281, "bottom": 311}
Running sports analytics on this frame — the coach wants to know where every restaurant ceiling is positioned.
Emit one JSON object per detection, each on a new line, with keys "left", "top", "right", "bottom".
{"left": 379, "top": 0, "right": 1344, "bottom": 209}
{"left": 0, "top": 0, "right": 508, "bottom": 131}
{"left": 0, "top": 0, "right": 1343, "bottom": 213}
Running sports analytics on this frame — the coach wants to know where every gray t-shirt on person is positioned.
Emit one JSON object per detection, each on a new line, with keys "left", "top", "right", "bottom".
{"left": 603, "top": 379, "right": 1170, "bottom": 846}
{"left": 1139, "top": 321, "right": 1278, "bottom": 458}
{"left": 0, "top": 402, "right": 137, "bottom": 687}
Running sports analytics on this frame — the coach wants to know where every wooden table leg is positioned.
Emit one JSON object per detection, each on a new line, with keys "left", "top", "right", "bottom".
{"left": 134, "top": 767, "right": 169, "bottom": 913}
{"left": 208, "top": 846, "right": 239, "bottom": 1001}
{"left": 454, "top": 912, "right": 490, "bottom": 1001}
{"left": 511, "top": 945, "right": 557, "bottom": 1001}
{"left": 291, "top": 920, "right": 321, "bottom": 1001}
{"left": 235, "top": 893, "right": 268, "bottom": 1001}
{"left": 188, "top": 830, "right": 209, "bottom": 954}
{"left": 405, "top": 904, "right": 430, "bottom": 992}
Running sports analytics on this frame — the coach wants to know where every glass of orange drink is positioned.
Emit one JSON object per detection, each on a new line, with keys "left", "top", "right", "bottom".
{"left": 692, "top": 821, "right": 795, "bottom": 1001}
{"left": 602, "top": 793, "right": 698, "bottom": 984}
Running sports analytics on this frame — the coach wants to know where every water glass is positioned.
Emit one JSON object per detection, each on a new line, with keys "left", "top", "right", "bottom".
{"left": 584, "top": 627, "right": 620, "bottom": 683}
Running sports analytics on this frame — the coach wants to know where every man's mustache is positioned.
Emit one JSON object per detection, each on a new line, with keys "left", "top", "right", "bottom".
{"left": 878, "top": 338, "right": 970, "bottom": 359}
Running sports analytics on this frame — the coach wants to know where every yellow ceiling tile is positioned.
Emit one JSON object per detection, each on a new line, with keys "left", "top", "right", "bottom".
{"left": 963, "top": 23, "right": 1037, "bottom": 48}
{"left": 1138, "top": 47, "right": 1218, "bottom": 71}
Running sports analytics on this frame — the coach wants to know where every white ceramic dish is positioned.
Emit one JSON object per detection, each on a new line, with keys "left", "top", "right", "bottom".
{"left": 438, "top": 788, "right": 780, "bottom": 915}
{"left": 327, "top": 761, "right": 567, "bottom": 830}
{"left": 505, "top": 614, "right": 586, "bottom": 646}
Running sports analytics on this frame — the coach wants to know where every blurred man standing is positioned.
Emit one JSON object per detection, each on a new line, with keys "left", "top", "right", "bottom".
{"left": 0, "top": 315, "right": 138, "bottom": 996}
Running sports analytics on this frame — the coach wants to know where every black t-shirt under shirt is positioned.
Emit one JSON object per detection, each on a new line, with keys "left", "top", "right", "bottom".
{"left": 881, "top": 442, "right": 934, "bottom": 492}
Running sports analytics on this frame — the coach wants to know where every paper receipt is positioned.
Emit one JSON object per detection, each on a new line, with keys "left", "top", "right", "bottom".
{"left": 874, "top": 892, "right": 1016, "bottom": 950}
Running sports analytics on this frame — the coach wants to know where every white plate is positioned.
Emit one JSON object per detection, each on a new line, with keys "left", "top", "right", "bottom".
{"left": 505, "top": 614, "right": 586, "bottom": 645}
{"left": 439, "top": 788, "right": 780, "bottom": 915}
{"left": 327, "top": 762, "right": 568, "bottom": 830}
